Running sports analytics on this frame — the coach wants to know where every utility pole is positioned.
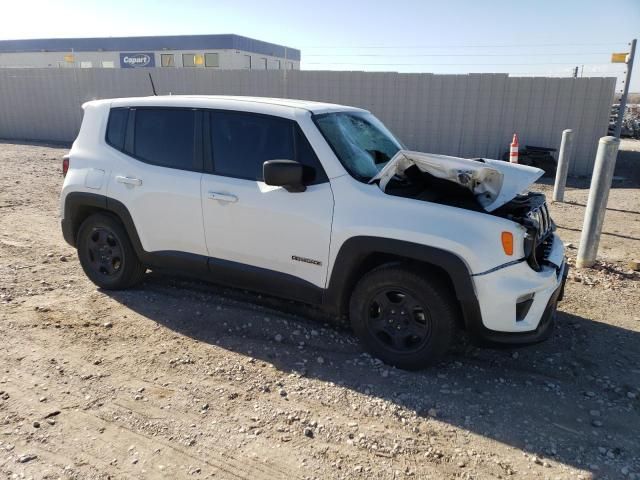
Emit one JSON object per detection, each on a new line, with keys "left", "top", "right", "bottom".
{"left": 614, "top": 38, "right": 636, "bottom": 138}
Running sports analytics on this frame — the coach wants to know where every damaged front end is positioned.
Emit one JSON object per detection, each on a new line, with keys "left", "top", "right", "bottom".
{"left": 492, "top": 192, "right": 557, "bottom": 271}
{"left": 370, "top": 150, "right": 556, "bottom": 271}
{"left": 369, "top": 150, "right": 544, "bottom": 212}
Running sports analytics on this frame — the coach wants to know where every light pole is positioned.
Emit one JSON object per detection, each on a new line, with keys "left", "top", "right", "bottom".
{"left": 613, "top": 39, "right": 636, "bottom": 139}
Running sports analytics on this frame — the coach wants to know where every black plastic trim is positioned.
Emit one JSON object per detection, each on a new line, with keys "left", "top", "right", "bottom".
{"left": 472, "top": 258, "right": 527, "bottom": 276}
{"left": 124, "top": 108, "right": 135, "bottom": 153}
{"left": 194, "top": 110, "right": 204, "bottom": 173}
{"left": 61, "top": 192, "right": 108, "bottom": 247}
{"left": 515, "top": 297, "right": 534, "bottom": 322}
{"left": 203, "top": 110, "right": 213, "bottom": 173}
{"left": 208, "top": 257, "right": 322, "bottom": 304}
{"left": 323, "top": 236, "right": 482, "bottom": 326}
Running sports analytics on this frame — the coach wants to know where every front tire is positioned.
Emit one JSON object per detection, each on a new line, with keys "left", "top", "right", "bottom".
{"left": 76, "top": 213, "right": 146, "bottom": 290}
{"left": 349, "top": 265, "right": 457, "bottom": 370}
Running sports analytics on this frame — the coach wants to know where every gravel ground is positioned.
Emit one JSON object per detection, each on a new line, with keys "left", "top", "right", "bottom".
{"left": 1, "top": 140, "right": 639, "bottom": 480}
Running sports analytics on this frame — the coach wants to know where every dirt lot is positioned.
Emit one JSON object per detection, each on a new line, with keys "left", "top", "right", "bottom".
{"left": 1, "top": 140, "right": 639, "bottom": 480}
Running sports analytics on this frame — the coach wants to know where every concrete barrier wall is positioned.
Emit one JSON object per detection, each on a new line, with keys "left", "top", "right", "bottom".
{"left": 0, "top": 68, "right": 616, "bottom": 176}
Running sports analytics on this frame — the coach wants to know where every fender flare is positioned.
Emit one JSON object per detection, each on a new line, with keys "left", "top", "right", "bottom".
{"left": 62, "top": 192, "right": 210, "bottom": 274}
{"left": 62, "top": 192, "right": 144, "bottom": 254}
{"left": 322, "top": 236, "right": 482, "bottom": 329}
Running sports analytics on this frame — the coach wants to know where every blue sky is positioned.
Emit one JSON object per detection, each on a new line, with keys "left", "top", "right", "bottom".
{"left": 3, "top": 0, "right": 639, "bottom": 91}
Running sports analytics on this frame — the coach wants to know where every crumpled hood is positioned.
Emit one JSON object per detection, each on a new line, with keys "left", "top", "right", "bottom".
{"left": 368, "top": 150, "right": 544, "bottom": 212}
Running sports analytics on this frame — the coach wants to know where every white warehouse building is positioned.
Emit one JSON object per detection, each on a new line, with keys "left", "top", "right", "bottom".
{"left": 0, "top": 34, "right": 300, "bottom": 70}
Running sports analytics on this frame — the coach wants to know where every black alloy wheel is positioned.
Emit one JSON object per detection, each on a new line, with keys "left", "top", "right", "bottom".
{"left": 350, "top": 264, "right": 457, "bottom": 370}
{"left": 76, "top": 213, "right": 146, "bottom": 289}
{"left": 86, "top": 227, "right": 124, "bottom": 277}
{"left": 367, "top": 288, "right": 432, "bottom": 353}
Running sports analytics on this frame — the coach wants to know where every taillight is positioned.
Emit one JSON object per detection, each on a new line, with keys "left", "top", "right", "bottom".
{"left": 62, "top": 155, "right": 69, "bottom": 176}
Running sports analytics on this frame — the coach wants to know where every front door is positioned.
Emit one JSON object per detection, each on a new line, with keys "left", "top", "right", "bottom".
{"left": 201, "top": 110, "right": 334, "bottom": 293}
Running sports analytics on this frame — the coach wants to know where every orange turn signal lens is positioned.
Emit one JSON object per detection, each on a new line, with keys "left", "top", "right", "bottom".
{"left": 501, "top": 231, "right": 514, "bottom": 256}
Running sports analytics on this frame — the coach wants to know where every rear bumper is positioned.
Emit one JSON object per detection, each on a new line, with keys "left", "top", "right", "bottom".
{"left": 466, "top": 233, "right": 567, "bottom": 345}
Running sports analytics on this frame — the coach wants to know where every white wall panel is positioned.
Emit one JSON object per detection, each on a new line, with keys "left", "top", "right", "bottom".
{"left": 0, "top": 68, "right": 615, "bottom": 176}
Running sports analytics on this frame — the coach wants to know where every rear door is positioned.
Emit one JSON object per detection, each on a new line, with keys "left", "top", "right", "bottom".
{"left": 201, "top": 110, "right": 334, "bottom": 294}
{"left": 106, "top": 107, "right": 208, "bottom": 258}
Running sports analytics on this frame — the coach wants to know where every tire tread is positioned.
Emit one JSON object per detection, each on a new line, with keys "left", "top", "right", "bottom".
{"left": 76, "top": 212, "right": 145, "bottom": 290}
{"left": 349, "top": 263, "right": 458, "bottom": 370}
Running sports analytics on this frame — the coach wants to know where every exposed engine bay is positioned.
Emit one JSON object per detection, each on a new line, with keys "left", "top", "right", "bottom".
{"left": 370, "top": 150, "right": 556, "bottom": 271}
{"left": 369, "top": 150, "right": 545, "bottom": 212}
{"left": 383, "top": 164, "right": 486, "bottom": 212}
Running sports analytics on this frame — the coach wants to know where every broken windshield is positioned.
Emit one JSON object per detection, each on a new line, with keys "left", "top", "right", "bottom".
{"left": 313, "top": 112, "right": 403, "bottom": 181}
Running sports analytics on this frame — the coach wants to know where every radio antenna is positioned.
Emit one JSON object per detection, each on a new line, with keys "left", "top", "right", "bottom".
{"left": 148, "top": 72, "right": 158, "bottom": 96}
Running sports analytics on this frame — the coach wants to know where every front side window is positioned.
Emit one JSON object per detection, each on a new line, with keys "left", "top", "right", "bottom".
{"left": 210, "top": 112, "right": 294, "bottom": 181}
{"left": 314, "top": 112, "right": 402, "bottom": 181}
{"left": 133, "top": 109, "right": 195, "bottom": 170}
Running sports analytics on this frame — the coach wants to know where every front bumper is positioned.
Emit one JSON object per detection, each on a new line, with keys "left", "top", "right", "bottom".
{"left": 468, "top": 233, "right": 568, "bottom": 344}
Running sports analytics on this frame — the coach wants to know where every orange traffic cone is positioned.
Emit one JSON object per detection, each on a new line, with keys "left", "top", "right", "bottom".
{"left": 510, "top": 133, "right": 519, "bottom": 164}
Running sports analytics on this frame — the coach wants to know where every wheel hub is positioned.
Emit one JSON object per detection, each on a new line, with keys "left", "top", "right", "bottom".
{"left": 87, "top": 227, "right": 123, "bottom": 277}
{"left": 367, "top": 288, "right": 432, "bottom": 353}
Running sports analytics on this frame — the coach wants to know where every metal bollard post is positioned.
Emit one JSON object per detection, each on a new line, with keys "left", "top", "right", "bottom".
{"left": 552, "top": 129, "right": 574, "bottom": 202}
{"left": 576, "top": 136, "right": 620, "bottom": 268}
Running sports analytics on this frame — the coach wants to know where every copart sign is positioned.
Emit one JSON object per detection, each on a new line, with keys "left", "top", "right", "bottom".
{"left": 119, "top": 53, "right": 155, "bottom": 68}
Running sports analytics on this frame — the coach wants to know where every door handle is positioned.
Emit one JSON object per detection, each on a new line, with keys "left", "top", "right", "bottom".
{"left": 207, "top": 191, "right": 238, "bottom": 203}
{"left": 116, "top": 176, "right": 142, "bottom": 186}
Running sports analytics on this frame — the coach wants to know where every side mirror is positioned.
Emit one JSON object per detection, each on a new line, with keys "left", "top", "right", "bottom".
{"left": 263, "top": 160, "right": 306, "bottom": 192}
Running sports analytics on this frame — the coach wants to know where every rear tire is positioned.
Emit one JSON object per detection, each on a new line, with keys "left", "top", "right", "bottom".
{"left": 349, "top": 264, "right": 457, "bottom": 370}
{"left": 76, "top": 213, "right": 146, "bottom": 290}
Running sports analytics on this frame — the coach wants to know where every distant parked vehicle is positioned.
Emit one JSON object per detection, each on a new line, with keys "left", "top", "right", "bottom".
{"left": 60, "top": 95, "right": 567, "bottom": 369}
{"left": 608, "top": 103, "right": 640, "bottom": 138}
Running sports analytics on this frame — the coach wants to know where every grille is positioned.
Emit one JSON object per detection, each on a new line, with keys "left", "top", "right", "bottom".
{"left": 541, "top": 234, "right": 554, "bottom": 262}
{"left": 528, "top": 202, "right": 553, "bottom": 241}
{"left": 525, "top": 200, "right": 555, "bottom": 271}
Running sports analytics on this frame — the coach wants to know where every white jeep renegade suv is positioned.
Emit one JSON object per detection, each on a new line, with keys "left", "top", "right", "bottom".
{"left": 60, "top": 95, "right": 567, "bottom": 369}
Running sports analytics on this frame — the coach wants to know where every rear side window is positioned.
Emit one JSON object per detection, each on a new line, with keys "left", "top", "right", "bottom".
{"left": 210, "top": 111, "right": 294, "bottom": 181}
{"left": 133, "top": 109, "right": 196, "bottom": 170}
{"left": 106, "top": 108, "right": 128, "bottom": 150}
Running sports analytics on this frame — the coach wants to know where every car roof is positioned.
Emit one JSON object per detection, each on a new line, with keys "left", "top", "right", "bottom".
{"left": 102, "top": 95, "right": 368, "bottom": 116}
